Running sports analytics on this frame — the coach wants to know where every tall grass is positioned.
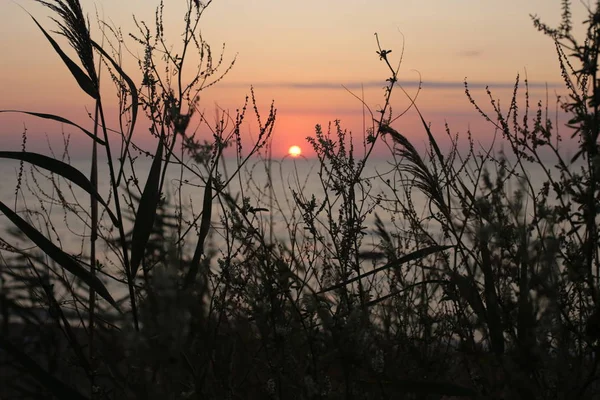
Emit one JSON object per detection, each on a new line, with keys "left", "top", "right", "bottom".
{"left": 1, "top": 0, "right": 600, "bottom": 399}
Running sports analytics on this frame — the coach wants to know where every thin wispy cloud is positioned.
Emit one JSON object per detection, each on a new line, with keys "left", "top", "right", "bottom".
{"left": 457, "top": 50, "right": 483, "bottom": 58}
{"left": 220, "top": 80, "right": 563, "bottom": 90}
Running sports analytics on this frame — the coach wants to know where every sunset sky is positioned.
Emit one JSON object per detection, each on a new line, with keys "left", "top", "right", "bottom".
{"left": 0, "top": 0, "right": 582, "bottom": 158}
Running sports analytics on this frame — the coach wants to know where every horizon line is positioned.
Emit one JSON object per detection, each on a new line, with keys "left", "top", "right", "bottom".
{"left": 220, "top": 79, "right": 564, "bottom": 90}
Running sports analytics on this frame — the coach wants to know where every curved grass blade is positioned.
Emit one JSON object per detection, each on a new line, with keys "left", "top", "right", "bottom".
{"left": 29, "top": 14, "right": 98, "bottom": 99}
{"left": 0, "top": 110, "right": 105, "bottom": 145}
{"left": 451, "top": 272, "right": 487, "bottom": 321}
{"left": 0, "top": 200, "right": 119, "bottom": 311}
{"left": 0, "top": 151, "right": 119, "bottom": 227}
{"left": 129, "top": 138, "right": 163, "bottom": 279}
{"left": 184, "top": 175, "right": 212, "bottom": 288}
{"left": 91, "top": 40, "right": 138, "bottom": 185}
{"left": 0, "top": 336, "right": 89, "bottom": 400}
{"left": 317, "top": 245, "right": 453, "bottom": 294}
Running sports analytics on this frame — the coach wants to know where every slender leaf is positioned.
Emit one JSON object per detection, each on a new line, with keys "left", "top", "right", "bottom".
{"left": 130, "top": 138, "right": 163, "bottom": 278}
{"left": 451, "top": 272, "right": 487, "bottom": 321}
{"left": 91, "top": 40, "right": 139, "bottom": 185}
{"left": 184, "top": 175, "right": 212, "bottom": 288}
{"left": 0, "top": 200, "right": 118, "bottom": 310}
{"left": 29, "top": 14, "right": 98, "bottom": 99}
{"left": 0, "top": 151, "right": 119, "bottom": 227}
{"left": 318, "top": 245, "right": 453, "bottom": 294}
{"left": 480, "top": 240, "right": 504, "bottom": 354}
{"left": 0, "top": 110, "right": 105, "bottom": 145}
{"left": 0, "top": 336, "right": 90, "bottom": 400}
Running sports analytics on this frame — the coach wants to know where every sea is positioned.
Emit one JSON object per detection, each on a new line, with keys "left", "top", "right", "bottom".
{"left": 0, "top": 154, "right": 581, "bottom": 302}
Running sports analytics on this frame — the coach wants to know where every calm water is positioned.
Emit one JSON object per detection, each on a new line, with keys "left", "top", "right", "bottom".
{"left": 0, "top": 154, "right": 577, "bottom": 300}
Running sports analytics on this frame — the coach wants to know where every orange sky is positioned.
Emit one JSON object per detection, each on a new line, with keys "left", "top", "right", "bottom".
{"left": 0, "top": 0, "right": 581, "bottom": 159}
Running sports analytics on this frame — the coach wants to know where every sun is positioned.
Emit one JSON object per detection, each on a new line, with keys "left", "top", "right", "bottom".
{"left": 288, "top": 145, "right": 302, "bottom": 157}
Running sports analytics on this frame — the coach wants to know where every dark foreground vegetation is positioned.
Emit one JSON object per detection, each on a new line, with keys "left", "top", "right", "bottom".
{"left": 1, "top": 0, "right": 600, "bottom": 398}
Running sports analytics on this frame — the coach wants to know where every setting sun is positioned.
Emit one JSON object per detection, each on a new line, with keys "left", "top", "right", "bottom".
{"left": 288, "top": 145, "right": 302, "bottom": 157}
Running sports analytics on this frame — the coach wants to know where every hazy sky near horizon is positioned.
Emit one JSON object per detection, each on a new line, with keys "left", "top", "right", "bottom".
{"left": 0, "top": 0, "right": 584, "bottom": 158}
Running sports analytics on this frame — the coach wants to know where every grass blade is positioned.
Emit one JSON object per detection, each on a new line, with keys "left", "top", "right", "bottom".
{"left": 0, "top": 151, "right": 119, "bottom": 227}
{"left": 0, "top": 110, "right": 105, "bottom": 145}
{"left": 318, "top": 245, "right": 453, "bottom": 294}
{"left": 480, "top": 240, "right": 504, "bottom": 354}
{"left": 0, "top": 200, "right": 119, "bottom": 311}
{"left": 91, "top": 40, "right": 139, "bottom": 184}
{"left": 451, "top": 272, "right": 487, "bottom": 322}
{"left": 129, "top": 138, "right": 163, "bottom": 278}
{"left": 29, "top": 14, "right": 98, "bottom": 99}
{"left": 184, "top": 175, "right": 212, "bottom": 288}
{"left": 0, "top": 335, "right": 89, "bottom": 400}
